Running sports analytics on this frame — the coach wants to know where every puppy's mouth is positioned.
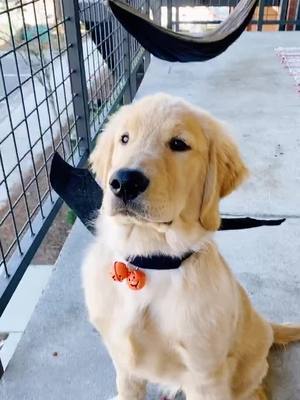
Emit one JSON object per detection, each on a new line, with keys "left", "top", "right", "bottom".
{"left": 111, "top": 201, "right": 172, "bottom": 225}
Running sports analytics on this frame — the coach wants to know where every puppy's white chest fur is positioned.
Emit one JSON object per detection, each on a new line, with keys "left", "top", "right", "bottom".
{"left": 82, "top": 231, "right": 237, "bottom": 389}
{"left": 84, "top": 245, "right": 185, "bottom": 339}
{"left": 83, "top": 247, "right": 191, "bottom": 386}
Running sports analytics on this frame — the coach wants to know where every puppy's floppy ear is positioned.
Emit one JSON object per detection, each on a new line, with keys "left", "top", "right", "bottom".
{"left": 89, "top": 128, "right": 114, "bottom": 188}
{"left": 200, "top": 125, "right": 248, "bottom": 231}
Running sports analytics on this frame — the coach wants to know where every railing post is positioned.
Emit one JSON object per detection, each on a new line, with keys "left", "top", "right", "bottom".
{"left": 167, "top": 0, "right": 172, "bottom": 30}
{"left": 144, "top": 0, "right": 151, "bottom": 70}
{"left": 257, "top": 0, "right": 265, "bottom": 31}
{"left": 0, "top": 357, "right": 4, "bottom": 378}
{"left": 279, "top": 0, "right": 289, "bottom": 30}
{"left": 62, "top": 0, "right": 91, "bottom": 152}
{"left": 151, "top": 0, "right": 162, "bottom": 25}
{"left": 296, "top": 0, "right": 300, "bottom": 30}
{"left": 123, "top": 29, "right": 133, "bottom": 105}
{"left": 286, "top": 0, "right": 298, "bottom": 30}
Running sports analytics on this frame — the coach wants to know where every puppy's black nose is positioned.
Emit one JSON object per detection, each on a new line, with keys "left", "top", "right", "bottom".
{"left": 109, "top": 169, "right": 149, "bottom": 202}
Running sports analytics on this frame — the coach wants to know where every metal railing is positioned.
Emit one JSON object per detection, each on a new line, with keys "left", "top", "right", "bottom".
{"left": 0, "top": 0, "right": 151, "bottom": 318}
{"left": 0, "top": 0, "right": 299, "bottom": 321}
{"left": 163, "top": 0, "right": 300, "bottom": 31}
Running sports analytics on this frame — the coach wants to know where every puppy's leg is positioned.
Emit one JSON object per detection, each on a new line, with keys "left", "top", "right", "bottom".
{"left": 184, "top": 368, "right": 231, "bottom": 400}
{"left": 116, "top": 368, "right": 146, "bottom": 400}
{"left": 185, "top": 388, "right": 231, "bottom": 400}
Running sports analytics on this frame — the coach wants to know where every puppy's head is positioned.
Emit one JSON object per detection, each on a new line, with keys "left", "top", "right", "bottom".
{"left": 90, "top": 93, "right": 248, "bottom": 231}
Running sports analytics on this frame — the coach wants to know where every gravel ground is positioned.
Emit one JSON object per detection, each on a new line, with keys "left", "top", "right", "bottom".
{"left": 32, "top": 203, "right": 73, "bottom": 265}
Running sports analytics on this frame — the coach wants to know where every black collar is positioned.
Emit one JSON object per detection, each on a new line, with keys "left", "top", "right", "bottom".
{"left": 126, "top": 252, "right": 193, "bottom": 271}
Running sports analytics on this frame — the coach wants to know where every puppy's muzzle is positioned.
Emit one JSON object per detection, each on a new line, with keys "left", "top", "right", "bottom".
{"left": 109, "top": 168, "right": 149, "bottom": 203}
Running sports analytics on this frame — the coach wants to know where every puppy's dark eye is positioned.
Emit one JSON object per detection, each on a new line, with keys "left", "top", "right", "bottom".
{"left": 120, "top": 133, "right": 129, "bottom": 144}
{"left": 169, "top": 137, "right": 191, "bottom": 152}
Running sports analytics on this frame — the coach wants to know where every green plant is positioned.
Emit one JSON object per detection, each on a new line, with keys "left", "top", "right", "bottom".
{"left": 66, "top": 209, "right": 76, "bottom": 226}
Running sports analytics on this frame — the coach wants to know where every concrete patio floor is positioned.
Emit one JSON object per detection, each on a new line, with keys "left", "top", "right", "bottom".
{"left": 1, "top": 32, "right": 300, "bottom": 399}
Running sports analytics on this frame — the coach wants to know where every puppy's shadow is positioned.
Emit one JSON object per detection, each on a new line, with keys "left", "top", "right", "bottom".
{"left": 265, "top": 343, "right": 300, "bottom": 400}
{"left": 147, "top": 345, "right": 300, "bottom": 400}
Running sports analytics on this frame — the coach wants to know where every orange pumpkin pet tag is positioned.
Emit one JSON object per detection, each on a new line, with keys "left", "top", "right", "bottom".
{"left": 127, "top": 269, "right": 146, "bottom": 290}
{"left": 111, "top": 261, "right": 129, "bottom": 282}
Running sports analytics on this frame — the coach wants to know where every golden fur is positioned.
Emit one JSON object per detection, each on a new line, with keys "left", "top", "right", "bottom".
{"left": 82, "top": 93, "right": 300, "bottom": 400}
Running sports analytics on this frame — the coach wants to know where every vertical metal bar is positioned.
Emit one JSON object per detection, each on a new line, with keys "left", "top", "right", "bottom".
{"left": 257, "top": 0, "right": 265, "bottom": 30}
{"left": 52, "top": 0, "right": 76, "bottom": 166}
{"left": 122, "top": 29, "right": 132, "bottom": 105}
{"left": 0, "top": 357, "right": 4, "bottom": 378}
{"left": 286, "top": 0, "right": 297, "bottom": 29}
{"left": 167, "top": 0, "right": 173, "bottom": 30}
{"left": 62, "top": 0, "right": 91, "bottom": 153}
{"left": 81, "top": 2, "right": 95, "bottom": 132}
{"left": 152, "top": 0, "right": 162, "bottom": 24}
{"left": 130, "top": 67, "right": 137, "bottom": 97}
{"left": 54, "top": 0, "right": 63, "bottom": 22}
{"left": 279, "top": 0, "right": 289, "bottom": 30}
{"left": 144, "top": 51, "right": 151, "bottom": 72}
{"left": 144, "top": 0, "right": 151, "bottom": 69}
{"left": 296, "top": 0, "right": 300, "bottom": 29}
{"left": 175, "top": 5, "right": 179, "bottom": 32}
{"left": 0, "top": 240, "right": 9, "bottom": 278}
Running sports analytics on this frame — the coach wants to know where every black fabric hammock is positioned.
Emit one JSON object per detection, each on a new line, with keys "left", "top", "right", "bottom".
{"left": 49, "top": 2, "right": 285, "bottom": 234}
{"left": 50, "top": 153, "right": 285, "bottom": 235}
{"left": 108, "top": 0, "right": 258, "bottom": 62}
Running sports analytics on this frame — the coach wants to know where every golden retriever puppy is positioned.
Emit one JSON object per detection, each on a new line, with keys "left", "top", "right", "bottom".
{"left": 82, "top": 93, "right": 300, "bottom": 400}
